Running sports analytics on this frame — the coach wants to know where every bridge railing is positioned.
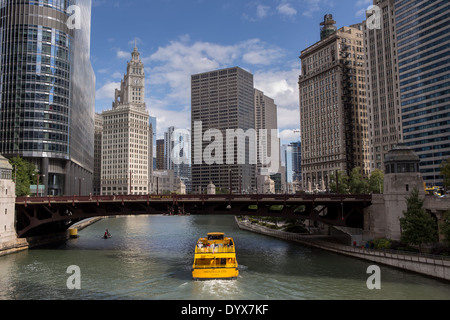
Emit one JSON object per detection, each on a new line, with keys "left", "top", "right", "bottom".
{"left": 16, "top": 193, "right": 372, "bottom": 205}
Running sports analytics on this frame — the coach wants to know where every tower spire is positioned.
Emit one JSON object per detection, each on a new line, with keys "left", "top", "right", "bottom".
{"left": 131, "top": 39, "right": 140, "bottom": 61}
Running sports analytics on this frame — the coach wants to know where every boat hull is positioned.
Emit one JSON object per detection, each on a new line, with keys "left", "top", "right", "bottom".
{"left": 192, "top": 267, "right": 239, "bottom": 280}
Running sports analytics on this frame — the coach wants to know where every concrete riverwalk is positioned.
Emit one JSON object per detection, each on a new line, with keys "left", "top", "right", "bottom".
{"left": 235, "top": 217, "right": 450, "bottom": 281}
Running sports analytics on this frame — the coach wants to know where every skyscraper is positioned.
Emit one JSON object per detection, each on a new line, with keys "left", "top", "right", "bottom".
{"left": 156, "top": 139, "right": 165, "bottom": 170}
{"left": 100, "top": 45, "right": 151, "bottom": 196}
{"left": 168, "top": 127, "right": 192, "bottom": 193}
{"left": 149, "top": 115, "right": 157, "bottom": 169}
{"left": 288, "top": 141, "right": 302, "bottom": 183}
{"left": 254, "top": 88, "right": 281, "bottom": 192}
{"left": 191, "top": 67, "right": 256, "bottom": 193}
{"left": 299, "top": 15, "right": 369, "bottom": 190}
{"left": 0, "top": 0, "right": 96, "bottom": 196}
{"left": 395, "top": 0, "right": 450, "bottom": 187}
{"left": 254, "top": 88, "right": 279, "bottom": 173}
{"left": 164, "top": 126, "right": 175, "bottom": 171}
{"left": 93, "top": 113, "right": 103, "bottom": 195}
{"left": 364, "top": 0, "right": 402, "bottom": 172}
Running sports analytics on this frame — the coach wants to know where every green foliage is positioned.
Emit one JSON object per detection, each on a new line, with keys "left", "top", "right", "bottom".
{"left": 368, "top": 169, "right": 384, "bottom": 194}
{"left": 389, "top": 240, "right": 419, "bottom": 252}
{"left": 215, "top": 187, "right": 230, "bottom": 195}
{"left": 400, "top": 188, "right": 438, "bottom": 247}
{"left": 269, "top": 205, "right": 284, "bottom": 211}
{"left": 440, "top": 158, "right": 450, "bottom": 191}
{"left": 8, "top": 156, "right": 38, "bottom": 196}
{"left": 294, "top": 205, "right": 306, "bottom": 213}
{"left": 372, "top": 238, "right": 391, "bottom": 249}
{"left": 349, "top": 167, "right": 369, "bottom": 194}
{"left": 329, "top": 168, "right": 382, "bottom": 194}
{"left": 329, "top": 170, "right": 349, "bottom": 193}
{"left": 440, "top": 210, "right": 450, "bottom": 246}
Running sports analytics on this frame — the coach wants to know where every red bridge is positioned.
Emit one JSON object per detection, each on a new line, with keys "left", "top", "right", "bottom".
{"left": 15, "top": 194, "right": 372, "bottom": 238}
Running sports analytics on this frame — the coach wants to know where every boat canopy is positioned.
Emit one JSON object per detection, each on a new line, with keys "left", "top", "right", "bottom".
{"left": 207, "top": 233, "right": 225, "bottom": 240}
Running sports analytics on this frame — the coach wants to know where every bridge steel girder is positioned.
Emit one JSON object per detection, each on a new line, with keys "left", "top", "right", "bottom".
{"left": 15, "top": 194, "right": 372, "bottom": 238}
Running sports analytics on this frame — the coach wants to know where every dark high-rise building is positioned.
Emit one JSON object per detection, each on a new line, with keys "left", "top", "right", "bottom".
{"left": 395, "top": 0, "right": 450, "bottom": 187}
{"left": 191, "top": 67, "right": 256, "bottom": 193}
{"left": 0, "top": 0, "right": 95, "bottom": 195}
{"left": 156, "top": 139, "right": 165, "bottom": 170}
{"left": 299, "top": 15, "right": 369, "bottom": 190}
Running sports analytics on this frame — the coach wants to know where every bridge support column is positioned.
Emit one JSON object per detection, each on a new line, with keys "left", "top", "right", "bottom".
{"left": 363, "top": 194, "right": 386, "bottom": 240}
{"left": 0, "top": 155, "right": 19, "bottom": 253}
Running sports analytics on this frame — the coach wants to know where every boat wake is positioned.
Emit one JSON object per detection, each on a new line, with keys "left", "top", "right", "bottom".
{"left": 196, "top": 278, "right": 241, "bottom": 299}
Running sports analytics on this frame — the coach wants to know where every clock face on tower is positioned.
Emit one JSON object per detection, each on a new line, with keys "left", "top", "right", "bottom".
{"left": 133, "top": 79, "right": 141, "bottom": 85}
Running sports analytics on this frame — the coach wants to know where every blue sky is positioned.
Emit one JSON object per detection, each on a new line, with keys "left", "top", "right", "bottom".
{"left": 90, "top": 0, "right": 372, "bottom": 143}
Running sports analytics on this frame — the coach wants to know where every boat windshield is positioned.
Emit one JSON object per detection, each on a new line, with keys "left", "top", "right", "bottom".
{"left": 207, "top": 233, "right": 224, "bottom": 240}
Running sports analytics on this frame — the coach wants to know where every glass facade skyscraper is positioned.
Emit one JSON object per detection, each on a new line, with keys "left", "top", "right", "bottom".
{"left": 395, "top": 0, "right": 450, "bottom": 187}
{"left": 284, "top": 141, "right": 301, "bottom": 184}
{"left": 0, "top": 0, "right": 95, "bottom": 195}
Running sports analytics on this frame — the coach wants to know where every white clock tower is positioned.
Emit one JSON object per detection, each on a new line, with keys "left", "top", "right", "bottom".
{"left": 101, "top": 44, "right": 152, "bottom": 196}
{"left": 113, "top": 43, "right": 146, "bottom": 110}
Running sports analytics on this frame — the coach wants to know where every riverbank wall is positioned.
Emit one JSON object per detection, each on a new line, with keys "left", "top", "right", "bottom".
{"left": 0, "top": 217, "right": 104, "bottom": 257}
{"left": 236, "top": 218, "right": 450, "bottom": 282}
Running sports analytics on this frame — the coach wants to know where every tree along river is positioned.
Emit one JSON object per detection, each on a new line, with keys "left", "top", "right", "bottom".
{"left": 0, "top": 215, "right": 449, "bottom": 300}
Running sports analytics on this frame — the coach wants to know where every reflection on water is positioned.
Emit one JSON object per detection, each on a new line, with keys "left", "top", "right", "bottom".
{"left": 0, "top": 215, "right": 449, "bottom": 300}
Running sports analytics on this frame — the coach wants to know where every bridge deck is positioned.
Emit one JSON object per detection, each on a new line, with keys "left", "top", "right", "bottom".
{"left": 14, "top": 194, "right": 372, "bottom": 238}
{"left": 16, "top": 193, "right": 372, "bottom": 205}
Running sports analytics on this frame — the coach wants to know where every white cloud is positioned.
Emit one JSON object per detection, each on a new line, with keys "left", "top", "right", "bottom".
{"left": 301, "top": 0, "right": 330, "bottom": 17}
{"left": 277, "top": 107, "right": 301, "bottom": 130}
{"left": 355, "top": 0, "right": 372, "bottom": 17}
{"left": 117, "top": 49, "right": 130, "bottom": 59}
{"left": 257, "top": 4, "right": 271, "bottom": 19}
{"left": 355, "top": 0, "right": 371, "bottom": 6}
{"left": 245, "top": 2, "right": 300, "bottom": 21}
{"left": 111, "top": 71, "right": 123, "bottom": 79}
{"left": 279, "top": 129, "right": 301, "bottom": 142}
{"left": 148, "top": 101, "right": 191, "bottom": 139}
{"left": 277, "top": 3, "right": 297, "bottom": 17}
{"left": 254, "top": 66, "right": 300, "bottom": 111}
{"left": 96, "top": 81, "right": 119, "bottom": 101}
{"left": 97, "top": 37, "right": 301, "bottom": 141}
{"left": 242, "top": 46, "right": 285, "bottom": 65}
{"left": 144, "top": 37, "right": 287, "bottom": 110}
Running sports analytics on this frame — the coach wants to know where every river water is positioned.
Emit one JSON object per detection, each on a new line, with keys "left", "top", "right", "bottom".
{"left": 0, "top": 215, "right": 449, "bottom": 300}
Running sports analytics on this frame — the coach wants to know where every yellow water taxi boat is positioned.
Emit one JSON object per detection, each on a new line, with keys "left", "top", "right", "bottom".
{"left": 192, "top": 232, "right": 239, "bottom": 280}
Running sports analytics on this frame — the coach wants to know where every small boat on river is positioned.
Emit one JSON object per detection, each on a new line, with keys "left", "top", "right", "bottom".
{"left": 192, "top": 232, "right": 239, "bottom": 280}
{"left": 103, "top": 230, "right": 111, "bottom": 239}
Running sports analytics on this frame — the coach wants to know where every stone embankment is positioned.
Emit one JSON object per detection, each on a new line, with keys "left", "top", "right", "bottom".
{"left": 236, "top": 218, "right": 450, "bottom": 282}
{"left": 0, "top": 217, "right": 104, "bottom": 257}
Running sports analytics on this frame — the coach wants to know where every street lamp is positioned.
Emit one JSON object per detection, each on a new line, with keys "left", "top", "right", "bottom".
{"left": 33, "top": 173, "right": 45, "bottom": 197}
